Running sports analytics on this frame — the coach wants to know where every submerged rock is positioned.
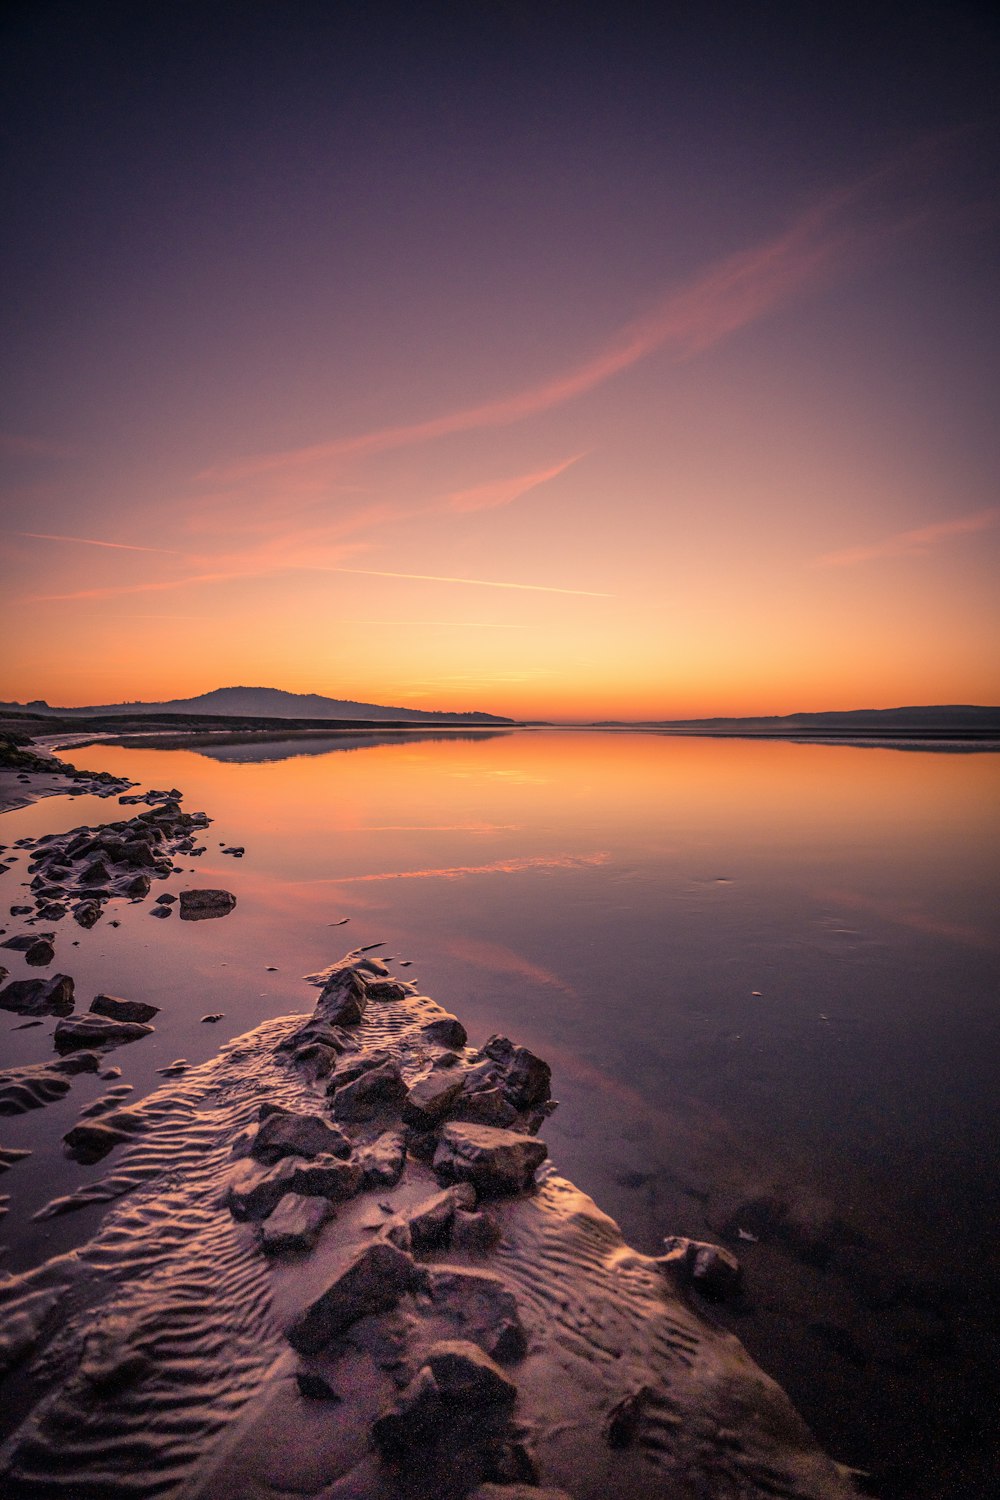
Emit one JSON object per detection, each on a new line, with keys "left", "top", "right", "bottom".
{"left": 90, "top": 994, "right": 160, "bottom": 1024}
{"left": 659, "top": 1236, "right": 742, "bottom": 1300}
{"left": 0, "top": 973, "right": 74, "bottom": 1017}
{"left": 53, "top": 1013, "right": 154, "bottom": 1052}
{"left": 179, "top": 888, "right": 236, "bottom": 920}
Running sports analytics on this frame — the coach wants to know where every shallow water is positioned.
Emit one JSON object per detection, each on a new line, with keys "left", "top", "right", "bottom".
{"left": 1, "top": 729, "right": 998, "bottom": 1496}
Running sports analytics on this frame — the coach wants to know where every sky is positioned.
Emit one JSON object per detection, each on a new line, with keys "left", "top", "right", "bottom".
{"left": 1, "top": 0, "right": 998, "bottom": 720}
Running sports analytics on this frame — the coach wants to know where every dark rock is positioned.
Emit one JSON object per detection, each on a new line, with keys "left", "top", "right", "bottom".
{"left": 123, "top": 873, "right": 151, "bottom": 898}
{"left": 402, "top": 1072, "right": 466, "bottom": 1129}
{"left": 79, "top": 858, "right": 113, "bottom": 886}
{"left": 90, "top": 994, "right": 160, "bottom": 1024}
{"left": 52, "top": 1050, "right": 101, "bottom": 1075}
{"left": 318, "top": 966, "right": 369, "bottom": 1026}
{"left": 658, "top": 1236, "right": 742, "bottom": 1300}
{"left": 332, "top": 1061, "right": 406, "bottom": 1122}
{"left": 326, "top": 1049, "right": 393, "bottom": 1089}
{"left": 467, "top": 1485, "right": 572, "bottom": 1500}
{"left": 287, "top": 1241, "right": 416, "bottom": 1353}
{"left": 452, "top": 1208, "right": 503, "bottom": 1252}
{"left": 150, "top": 905, "right": 172, "bottom": 918}
{"left": 406, "top": 1184, "right": 477, "bottom": 1250}
{"left": 373, "top": 1340, "right": 518, "bottom": 1459}
{"left": 258, "top": 1192, "right": 334, "bottom": 1254}
{"left": 226, "top": 1158, "right": 299, "bottom": 1220}
{"left": 24, "top": 939, "right": 55, "bottom": 967}
{"left": 37, "top": 902, "right": 67, "bottom": 920}
{"left": 288, "top": 1154, "right": 364, "bottom": 1202}
{"left": 154, "top": 892, "right": 177, "bottom": 905}
{"left": 605, "top": 1386, "right": 653, "bottom": 1448}
{"left": 251, "top": 1111, "right": 353, "bottom": 1165}
{"left": 481, "top": 1036, "right": 552, "bottom": 1110}
{"left": 2, "top": 932, "right": 54, "bottom": 951}
{"left": 63, "top": 1111, "right": 145, "bottom": 1163}
{"left": 0, "top": 973, "right": 74, "bottom": 1017}
{"left": 201, "top": 1012, "right": 224, "bottom": 1022}
{"left": 424, "top": 1267, "right": 528, "bottom": 1362}
{"left": 434, "top": 1124, "right": 547, "bottom": 1197}
{"left": 178, "top": 888, "right": 236, "bottom": 920}
{"left": 366, "top": 979, "right": 411, "bottom": 1001}
{"left": 73, "top": 900, "right": 102, "bottom": 928}
{"left": 53, "top": 1013, "right": 153, "bottom": 1052}
{"left": 421, "top": 1013, "right": 467, "bottom": 1048}
{"left": 295, "top": 1371, "right": 340, "bottom": 1400}
{"left": 291, "top": 1041, "right": 338, "bottom": 1076}
{"left": 356, "top": 1131, "right": 408, "bottom": 1187}
{"left": 451, "top": 1088, "right": 518, "bottom": 1128}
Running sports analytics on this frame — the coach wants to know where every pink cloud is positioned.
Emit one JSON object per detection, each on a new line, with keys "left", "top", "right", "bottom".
{"left": 814, "top": 507, "right": 1000, "bottom": 567}
{"left": 444, "top": 453, "right": 584, "bottom": 513}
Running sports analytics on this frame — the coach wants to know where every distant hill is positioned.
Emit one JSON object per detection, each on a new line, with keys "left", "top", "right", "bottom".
{"left": 1, "top": 686, "right": 513, "bottom": 725}
{"left": 593, "top": 705, "right": 1000, "bottom": 736}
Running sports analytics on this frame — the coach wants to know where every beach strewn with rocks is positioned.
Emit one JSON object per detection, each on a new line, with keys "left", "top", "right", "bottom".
{"left": 0, "top": 939, "right": 855, "bottom": 1499}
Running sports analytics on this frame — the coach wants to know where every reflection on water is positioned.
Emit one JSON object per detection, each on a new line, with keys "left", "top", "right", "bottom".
{"left": 1, "top": 730, "right": 998, "bottom": 1497}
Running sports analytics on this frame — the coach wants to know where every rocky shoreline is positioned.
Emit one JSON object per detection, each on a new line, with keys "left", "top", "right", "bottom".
{"left": 0, "top": 956, "right": 857, "bottom": 1496}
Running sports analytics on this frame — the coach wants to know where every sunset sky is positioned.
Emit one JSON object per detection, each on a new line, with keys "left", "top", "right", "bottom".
{"left": 2, "top": 1, "right": 998, "bottom": 720}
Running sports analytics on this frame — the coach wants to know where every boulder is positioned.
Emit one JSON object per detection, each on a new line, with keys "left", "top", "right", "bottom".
{"left": 318, "top": 966, "right": 369, "bottom": 1026}
{"left": 424, "top": 1267, "right": 527, "bottom": 1363}
{"left": 452, "top": 1209, "right": 502, "bottom": 1253}
{"left": 225, "top": 1158, "right": 299, "bottom": 1220}
{"left": 332, "top": 1061, "right": 406, "bottom": 1122}
{"left": 481, "top": 1036, "right": 552, "bottom": 1110}
{"left": 451, "top": 1088, "right": 518, "bottom": 1128}
{"left": 179, "top": 888, "right": 236, "bottom": 920}
{"left": 0, "top": 974, "right": 74, "bottom": 1017}
{"left": 73, "top": 900, "right": 102, "bottom": 928}
{"left": 405, "top": 1184, "right": 476, "bottom": 1250}
{"left": 53, "top": 1013, "right": 153, "bottom": 1053}
{"left": 25, "top": 939, "right": 55, "bottom": 967}
{"left": 288, "top": 1154, "right": 364, "bottom": 1202}
{"left": 287, "top": 1241, "right": 416, "bottom": 1353}
{"left": 421, "top": 1013, "right": 467, "bottom": 1048}
{"left": 402, "top": 1072, "right": 466, "bottom": 1129}
{"left": 123, "top": 873, "right": 151, "bottom": 898}
{"left": 659, "top": 1236, "right": 742, "bottom": 1301}
{"left": 251, "top": 1111, "right": 352, "bottom": 1165}
{"left": 372, "top": 1340, "right": 517, "bottom": 1459}
{"left": 434, "top": 1124, "right": 547, "bottom": 1197}
{"left": 257, "top": 1192, "right": 334, "bottom": 1254}
{"left": 90, "top": 994, "right": 160, "bottom": 1024}
{"left": 355, "top": 1131, "right": 408, "bottom": 1187}
{"left": 325, "top": 1049, "right": 393, "bottom": 1090}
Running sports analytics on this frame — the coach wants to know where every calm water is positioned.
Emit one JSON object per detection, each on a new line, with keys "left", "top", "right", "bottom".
{"left": 2, "top": 729, "right": 998, "bottom": 1496}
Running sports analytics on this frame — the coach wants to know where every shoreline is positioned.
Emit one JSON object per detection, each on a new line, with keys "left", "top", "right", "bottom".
{"left": 0, "top": 943, "right": 856, "bottom": 1498}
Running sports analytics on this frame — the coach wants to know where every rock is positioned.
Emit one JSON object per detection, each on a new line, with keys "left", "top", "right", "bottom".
{"left": 659, "top": 1236, "right": 742, "bottom": 1300}
{"left": 90, "top": 994, "right": 160, "bottom": 1024}
{"left": 406, "top": 1184, "right": 477, "bottom": 1250}
{"left": 251, "top": 1110, "right": 353, "bottom": 1165}
{"left": 287, "top": 1241, "right": 416, "bottom": 1353}
{"left": 121, "top": 839, "right": 154, "bottom": 866}
{"left": 402, "top": 1071, "right": 466, "bottom": 1129}
{"left": 434, "top": 1124, "right": 547, "bottom": 1197}
{"left": 37, "top": 902, "right": 67, "bottom": 920}
{"left": 355, "top": 1131, "right": 408, "bottom": 1187}
{"left": 154, "top": 893, "right": 177, "bottom": 905}
{"left": 0, "top": 973, "right": 75, "bottom": 1017}
{"left": 178, "top": 888, "right": 236, "bottom": 920}
{"left": 481, "top": 1036, "right": 552, "bottom": 1110}
{"left": 79, "top": 857, "right": 113, "bottom": 886}
{"left": 257, "top": 1192, "right": 334, "bottom": 1254}
{"left": 288, "top": 1154, "right": 364, "bottom": 1202}
{"left": 2, "top": 933, "right": 54, "bottom": 951}
{"left": 318, "top": 966, "right": 369, "bottom": 1026}
{"left": 372, "top": 1340, "right": 518, "bottom": 1459}
{"left": 53, "top": 1013, "right": 153, "bottom": 1052}
{"left": 73, "top": 900, "right": 102, "bottom": 928}
{"left": 332, "top": 1061, "right": 407, "bottom": 1122}
{"left": 424, "top": 1267, "right": 528, "bottom": 1362}
{"left": 201, "top": 1012, "right": 224, "bottom": 1022}
{"left": 326, "top": 1049, "right": 393, "bottom": 1089}
{"left": 63, "top": 1112, "right": 144, "bottom": 1163}
{"left": 366, "top": 979, "right": 411, "bottom": 1001}
{"left": 24, "top": 939, "right": 55, "bottom": 966}
{"left": 151, "top": 905, "right": 172, "bottom": 918}
{"left": 295, "top": 1371, "right": 340, "bottom": 1400}
{"left": 451, "top": 1088, "right": 518, "bottom": 1128}
{"left": 52, "top": 1050, "right": 101, "bottom": 1075}
{"left": 123, "top": 873, "right": 151, "bottom": 898}
{"left": 421, "top": 1013, "right": 468, "bottom": 1048}
{"left": 452, "top": 1208, "right": 502, "bottom": 1252}
{"left": 291, "top": 1041, "right": 338, "bottom": 1076}
{"left": 226, "top": 1158, "right": 299, "bottom": 1220}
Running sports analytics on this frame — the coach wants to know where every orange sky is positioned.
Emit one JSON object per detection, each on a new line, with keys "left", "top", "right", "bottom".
{"left": 2, "top": 8, "right": 997, "bottom": 719}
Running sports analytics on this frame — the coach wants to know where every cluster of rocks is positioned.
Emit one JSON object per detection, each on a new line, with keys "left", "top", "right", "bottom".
{"left": 213, "top": 954, "right": 574, "bottom": 1489}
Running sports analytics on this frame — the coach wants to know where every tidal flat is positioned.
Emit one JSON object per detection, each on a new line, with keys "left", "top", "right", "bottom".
{"left": 0, "top": 730, "right": 997, "bottom": 1497}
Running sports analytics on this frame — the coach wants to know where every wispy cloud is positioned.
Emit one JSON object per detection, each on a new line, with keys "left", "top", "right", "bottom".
{"left": 813, "top": 507, "right": 1000, "bottom": 567}
{"left": 444, "top": 453, "right": 585, "bottom": 513}
{"left": 200, "top": 160, "right": 917, "bottom": 489}
{"left": 308, "top": 851, "right": 610, "bottom": 883}
{"left": 319, "top": 567, "right": 613, "bottom": 597}
{"left": 14, "top": 531, "right": 186, "bottom": 555}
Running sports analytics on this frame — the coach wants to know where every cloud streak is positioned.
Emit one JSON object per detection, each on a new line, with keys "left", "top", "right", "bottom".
{"left": 814, "top": 507, "right": 1000, "bottom": 567}
{"left": 14, "top": 531, "right": 185, "bottom": 555}
{"left": 319, "top": 567, "right": 613, "bottom": 597}
{"left": 201, "top": 160, "right": 914, "bottom": 488}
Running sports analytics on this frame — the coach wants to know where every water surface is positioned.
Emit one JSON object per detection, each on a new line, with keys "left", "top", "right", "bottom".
{"left": 1, "top": 730, "right": 997, "bottom": 1496}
